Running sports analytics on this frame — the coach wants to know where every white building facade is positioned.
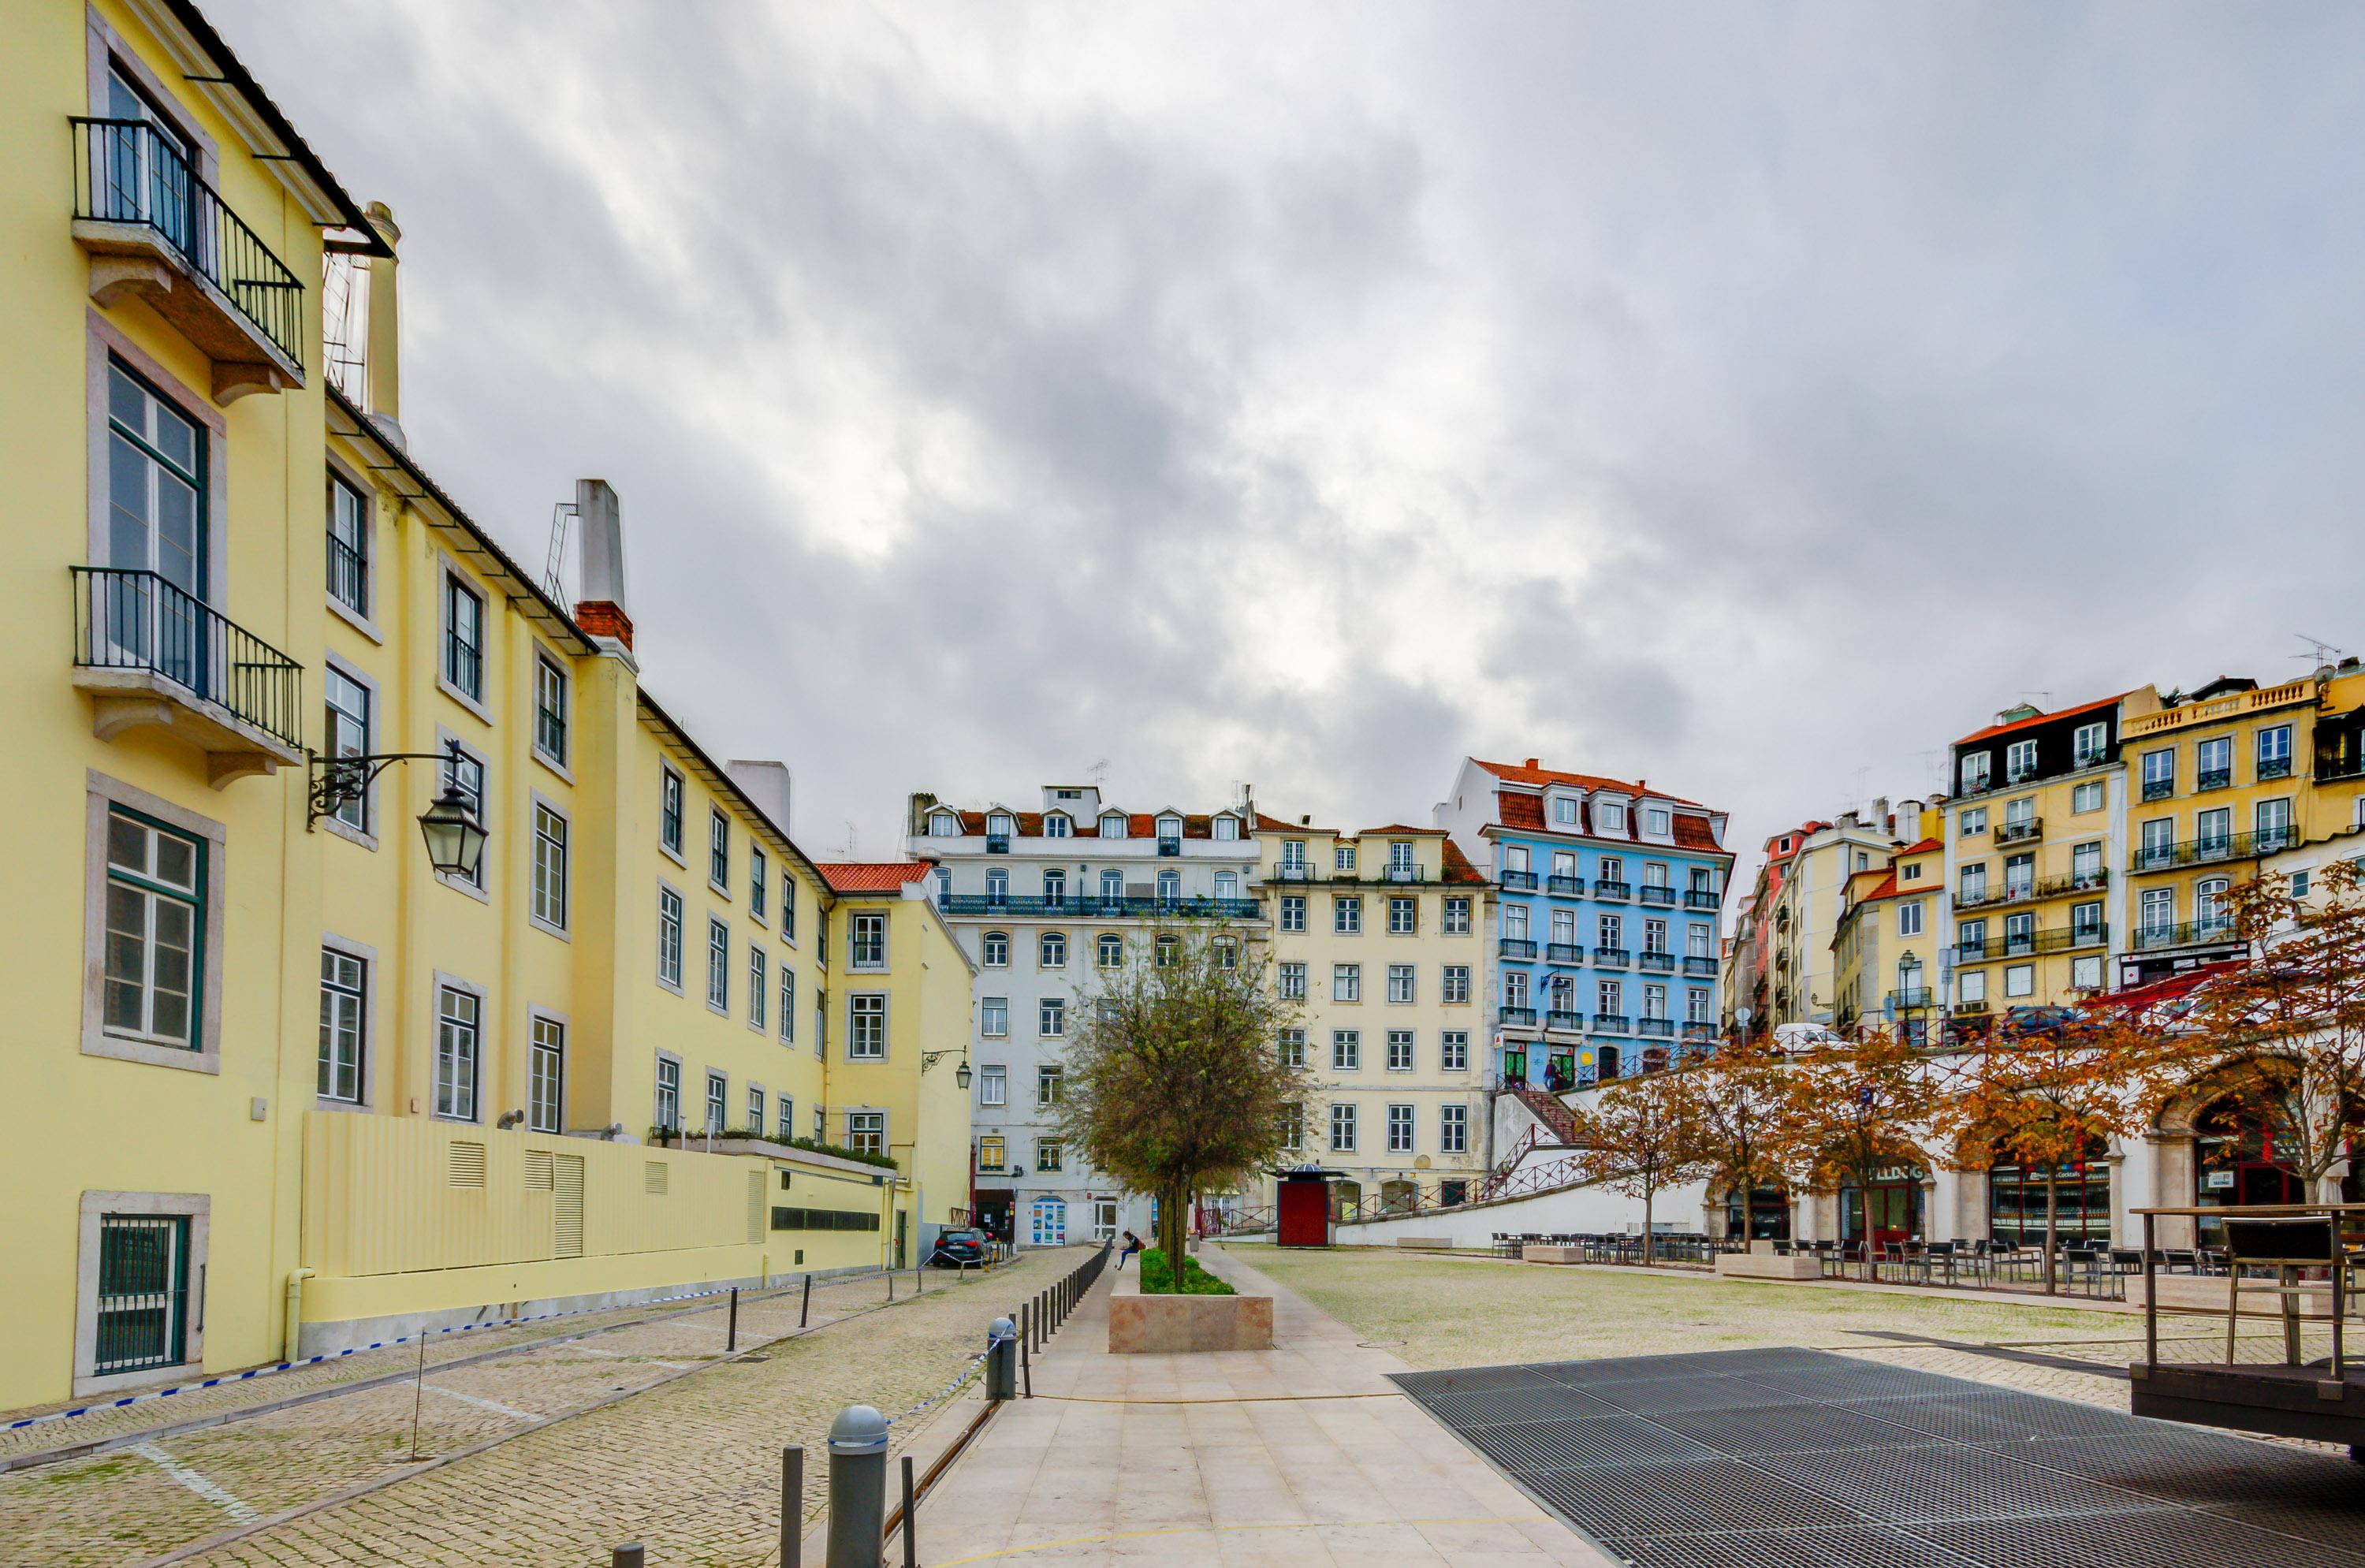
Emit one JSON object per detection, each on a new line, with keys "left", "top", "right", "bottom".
{"left": 906, "top": 785, "right": 1266, "bottom": 1248}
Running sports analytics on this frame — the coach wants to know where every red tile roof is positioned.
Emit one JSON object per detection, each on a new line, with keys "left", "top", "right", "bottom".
{"left": 818, "top": 862, "right": 933, "bottom": 892}
{"left": 1898, "top": 836, "right": 1944, "bottom": 856}
{"left": 1479, "top": 760, "right": 1726, "bottom": 854}
{"left": 1440, "top": 840, "right": 1487, "bottom": 885}
{"left": 1671, "top": 815, "right": 1722, "bottom": 852}
{"left": 1473, "top": 758, "right": 1710, "bottom": 810}
{"left": 1358, "top": 824, "right": 1446, "bottom": 836}
{"left": 1953, "top": 692, "right": 2123, "bottom": 747}
{"left": 940, "top": 808, "right": 1259, "bottom": 840}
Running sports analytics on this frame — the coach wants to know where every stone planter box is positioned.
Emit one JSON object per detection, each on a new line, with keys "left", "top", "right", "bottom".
{"left": 1393, "top": 1237, "right": 1454, "bottom": 1252}
{"left": 1714, "top": 1251, "right": 1822, "bottom": 1281}
{"left": 1108, "top": 1292, "right": 1273, "bottom": 1353}
{"left": 1523, "top": 1245, "right": 1585, "bottom": 1264}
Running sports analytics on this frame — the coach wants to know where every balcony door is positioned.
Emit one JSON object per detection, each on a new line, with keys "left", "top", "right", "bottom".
{"left": 104, "top": 362, "right": 209, "bottom": 695}
{"left": 103, "top": 67, "right": 199, "bottom": 257}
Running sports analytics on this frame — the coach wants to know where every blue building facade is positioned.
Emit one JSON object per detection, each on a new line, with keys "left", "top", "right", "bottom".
{"left": 1436, "top": 758, "right": 1733, "bottom": 1090}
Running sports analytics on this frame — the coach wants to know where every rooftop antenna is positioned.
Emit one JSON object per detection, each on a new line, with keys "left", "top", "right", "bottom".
{"left": 1086, "top": 758, "right": 1110, "bottom": 788}
{"left": 2018, "top": 691, "right": 2052, "bottom": 713}
{"left": 543, "top": 500, "right": 578, "bottom": 601}
{"left": 2292, "top": 634, "right": 2347, "bottom": 667}
{"left": 837, "top": 820, "right": 859, "bottom": 858}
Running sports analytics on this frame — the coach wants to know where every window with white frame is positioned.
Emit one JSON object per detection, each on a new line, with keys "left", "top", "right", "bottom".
{"left": 1597, "top": 800, "right": 1628, "bottom": 832}
{"left": 1643, "top": 984, "right": 1667, "bottom": 1020}
{"left": 1039, "top": 930, "right": 1066, "bottom": 969}
{"left": 1553, "top": 796, "right": 1578, "bottom": 825}
{"left": 1279, "top": 896, "right": 1305, "bottom": 932}
{"left": 322, "top": 668, "right": 371, "bottom": 834}
{"left": 1387, "top": 1104, "right": 1415, "bottom": 1153}
{"left": 709, "top": 808, "right": 730, "bottom": 891}
{"left": 2006, "top": 738, "right": 2039, "bottom": 782}
{"left": 1597, "top": 979, "right": 1622, "bottom": 1015}
{"left": 1387, "top": 1030, "right": 1414, "bottom": 1071}
{"left": 2257, "top": 724, "right": 2293, "bottom": 777}
{"left": 1037, "top": 1065, "right": 1064, "bottom": 1106}
{"left": 850, "top": 911, "right": 887, "bottom": 969}
{"left": 531, "top": 803, "right": 568, "bottom": 931}
{"left": 1332, "top": 963, "right": 1361, "bottom": 1002}
{"left": 534, "top": 654, "right": 568, "bottom": 768}
{"left": 654, "top": 1056, "right": 681, "bottom": 1131}
{"left": 847, "top": 1112, "right": 885, "bottom": 1156}
{"left": 1101, "top": 812, "right": 1127, "bottom": 839}
{"left": 102, "top": 809, "right": 203, "bottom": 1050}
{"left": 1689, "top": 922, "right": 1713, "bottom": 957}
{"left": 1551, "top": 909, "right": 1577, "bottom": 945}
{"left": 2073, "top": 780, "right": 2104, "bottom": 814}
{"left": 747, "top": 1085, "right": 764, "bottom": 1131}
{"left": 1898, "top": 900, "right": 1924, "bottom": 937}
{"left": 1958, "top": 970, "right": 1986, "bottom": 1007}
{"left": 1441, "top": 1030, "right": 1469, "bottom": 1071}
{"left": 530, "top": 1015, "right": 564, "bottom": 1133}
{"left": 1216, "top": 870, "right": 1239, "bottom": 900}
{"left": 1597, "top": 912, "right": 1622, "bottom": 947}
{"left": 1280, "top": 839, "right": 1305, "bottom": 873}
{"left": 750, "top": 947, "right": 768, "bottom": 1030}
{"left": 780, "top": 877, "right": 796, "bottom": 941}
{"left": 1646, "top": 807, "right": 1670, "bottom": 836}
{"left": 1155, "top": 869, "right": 1180, "bottom": 904}
{"left": 1504, "top": 904, "right": 1529, "bottom": 940}
{"left": 1212, "top": 814, "right": 1239, "bottom": 840}
{"left": 1504, "top": 970, "right": 1529, "bottom": 1010}
{"left": 849, "top": 994, "right": 887, "bottom": 1059}
{"left": 1332, "top": 1030, "right": 1361, "bottom": 1071}
{"left": 1097, "top": 933, "right": 1123, "bottom": 967}
{"left": 1045, "top": 813, "right": 1071, "bottom": 839}
{"left": 1388, "top": 896, "right": 1416, "bottom": 934}
{"left": 2141, "top": 749, "right": 2174, "bottom": 797}
{"left": 1039, "top": 997, "right": 1066, "bottom": 1037}
{"left": 2256, "top": 796, "right": 2292, "bottom": 848}
{"left": 2073, "top": 721, "right": 2106, "bottom": 768}
{"left": 657, "top": 887, "right": 683, "bottom": 988}
{"left": 750, "top": 849, "right": 767, "bottom": 922}
{"left": 978, "top": 1064, "right": 1007, "bottom": 1106}
{"left": 1282, "top": 1104, "right": 1304, "bottom": 1152}
{"left": 1443, "top": 896, "right": 1471, "bottom": 935}
{"left": 2004, "top": 964, "right": 2035, "bottom": 999}
{"left": 1335, "top": 844, "right": 1358, "bottom": 872}
{"left": 1439, "top": 1102, "right": 1469, "bottom": 1153}
{"left": 981, "top": 996, "right": 1007, "bottom": 1037}
{"left": 981, "top": 929, "right": 1008, "bottom": 966}
{"left": 1387, "top": 963, "right": 1415, "bottom": 1004}
{"left": 2070, "top": 954, "right": 2103, "bottom": 991}
{"left": 1156, "top": 934, "right": 1179, "bottom": 966}
{"left": 1686, "top": 988, "right": 1711, "bottom": 1024}
{"left": 1960, "top": 752, "right": 1991, "bottom": 794}
{"left": 1334, "top": 896, "right": 1362, "bottom": 933}
{"left": 707, "top": 918, "right": 730, "bottom": 1011}
{"left": 928, "top": 811, "right": 957, "bottom": 837}
{"left": 1279, "top": 1029, "right": 1305, "bottom": 1068}
{"left": 1042, "top": 868, "right": 1065, "bottom": 904}
{"left": 440, "top": 746, "right": 486, "bottom": 890}
{"left": 777, "top": 1094, "right": 795, "bottom": 1141}
{"left": 779, "top": 965, "right": 795, "bottom": 1045}
{"left": 434, "top": 985, "right": 480, "bottom": 1121}
{"left": 1330, "top": 1103, "right": 1358, "bottom": 1153}
{"left": 1034, "top": 1136, "right": 1062, "bottom": 1171}
{"left": 318, "top": 947, "right": 365, "bottom": 1103}
{"left": 1279, "top": 961, "right": 1306, "bottom": 1000}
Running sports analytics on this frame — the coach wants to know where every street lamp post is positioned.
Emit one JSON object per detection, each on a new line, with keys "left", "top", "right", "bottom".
{"left": 308, "top": 738, "right": 490, "bottom": 879}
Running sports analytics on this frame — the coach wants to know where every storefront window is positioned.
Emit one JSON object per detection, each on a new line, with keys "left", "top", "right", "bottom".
{"left": 1987, "top": 1136, "right": 2110, "bottom": 1246}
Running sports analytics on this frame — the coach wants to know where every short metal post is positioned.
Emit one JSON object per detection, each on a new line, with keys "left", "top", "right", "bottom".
{"left": 728, "top": 1287, "right": 740, "bottom": 1354}
{"left": 900, "top": 1454, "right": 917, "bottom": 1568}
{"left": 613, "top": 1547, "right": 645, "bottom": 1568}
{"left": 825, "top": 1405, "right": 889, "bottom": 1568}
{"left": 802, "top": 1272, "right": 814, "bottom": 1329}
{"left": 782, "top": 1444, "right": 804, "bottom": 1568}
{"left": 1022, "top": 1324, "right": 1032, "bottom": 1399}
{"left": 985, "top": 1317, "right": 1017, "bottom": 1400}
{"left": 2141, "top": 1213, "right": 2158, "bottom": 1370}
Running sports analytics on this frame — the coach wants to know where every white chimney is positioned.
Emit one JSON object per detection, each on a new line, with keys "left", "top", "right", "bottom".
{"left": 728, "top": 760, "right": 793, "bottom": 836}
{"left": 573, "top": 479, "right": 632, "bottom": 651}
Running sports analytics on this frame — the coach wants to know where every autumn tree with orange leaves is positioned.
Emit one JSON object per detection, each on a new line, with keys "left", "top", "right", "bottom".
{"left": 1567, "top": 1068, "right": 1712, "bottom": 1265}
{"left": 1786, "top": 1027, "right": 1938, "bottom": 1277}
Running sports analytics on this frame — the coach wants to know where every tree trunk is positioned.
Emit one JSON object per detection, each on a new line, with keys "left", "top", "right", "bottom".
{"left": 1159, "top": 1180, "right": 1187, "bottom": 1289}
{"left": 2042, "top": 1169, "right": 2060, "bottom": 1297}
{"left": 1643, "top": 1179, "right": 1657, "bottom": 1266}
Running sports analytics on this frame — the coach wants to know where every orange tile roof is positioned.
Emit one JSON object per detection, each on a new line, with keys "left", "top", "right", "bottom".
{"left": 1473, "top": 758, "right": 1711, "bottom": 810}
{"left": 1953, "top": 692, "right": 2124, "bottom": 747}
{"left": 1358, "top": 824, "right": 1447, "bottom": 836}
{"left": 1898, "top": 836, "right": 1944, "bottom": 856}
{"left": 818, "top": 862, "right": 933, "bottom": 892}
{"left": 945, "top": 809, "right": 1253, "bottom": 840}
{"left": 1440, "top": 840, "right": 1488, "bottom": 885}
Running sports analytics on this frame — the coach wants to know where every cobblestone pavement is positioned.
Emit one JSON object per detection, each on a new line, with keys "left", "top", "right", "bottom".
{"left": 1, "top": 1250, "right": 1085, "bottom": 1568}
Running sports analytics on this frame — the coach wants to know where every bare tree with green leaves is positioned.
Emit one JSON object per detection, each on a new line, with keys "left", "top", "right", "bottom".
{"left": 1051, "top": 922, "right": 1307, "bottom": 1279}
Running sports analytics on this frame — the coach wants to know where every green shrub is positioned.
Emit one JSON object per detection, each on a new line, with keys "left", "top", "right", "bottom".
{"left": 1138, "top": 1247, "right": 1235, "bottom": 1296}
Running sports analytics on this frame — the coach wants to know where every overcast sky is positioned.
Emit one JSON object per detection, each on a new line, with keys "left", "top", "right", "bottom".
{"left": 228, "top": 2, "right": 2364, "bottom": 887}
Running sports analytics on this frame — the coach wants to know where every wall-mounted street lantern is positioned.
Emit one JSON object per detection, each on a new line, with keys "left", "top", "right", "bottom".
{"left": 309, "top": 738, "right": 489, "bottom": 881}
{"left": 921, "top": 1048, "right": 973, "bottom": 1090}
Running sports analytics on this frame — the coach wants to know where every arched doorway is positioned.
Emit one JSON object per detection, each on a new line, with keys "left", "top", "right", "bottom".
{"left": 1380, "top": 1179, "right": 1418, "bottom": 1214}
{"left": 1840, "top": 1166, "right": 1926, "bottom": 1248}
{"left": 2191, "top": 1091, "right": 2363, "bottom": 1242}
{"left": 1721, "top": 1184, "right": 1791, "bottom": 1241}
{"left": 1987, "top": 1134, "right": 2110, "bottom": 1247}
{"left": 1028, "top": 1196, "right": 1067, "bottom": 1248}
{"left": 1329, "top": 1179, "right": 1363, "bottom": 1223}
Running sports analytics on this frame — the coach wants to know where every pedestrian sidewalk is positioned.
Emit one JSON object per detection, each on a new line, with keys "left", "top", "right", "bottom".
{"left": 911, "top": 1247, "right": 1611, "bottom": 1565}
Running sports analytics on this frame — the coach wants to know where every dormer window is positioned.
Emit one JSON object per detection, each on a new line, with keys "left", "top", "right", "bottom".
{"left": 1645, "top": 807, "right": 1670, "bottom": 836}
{"left": 1212, "top": 814, "right": 1240, "bottom": 841}
{"left": 1389, "top": 841, "right": 1414, "bottom": 876}
{"left": 1156, "top": 815, "right": 1183, "bottom": 851}
{"left": 929, "top": 810, "right": 959, "bottom": 837}
{"left": 1045, "top": 813, "right": 1071, "bottom": 839}
{"left": 1596, "top": 801, "right": 1628, "bottom": 833}
{"left": 1551, "top": 796, "right": 1579, "bottom": 826}
{"left": 1281, "top": 840, "right": 1306, "bottom": 875}
{"left": 1100, "top": 812, "right": 1127, "bottom": 839}
{"left": 1335, "top": 844, "right": 1358, "bottom": 873}
{"left": 987, "top": 813, "right": 1014, "bottom": 837}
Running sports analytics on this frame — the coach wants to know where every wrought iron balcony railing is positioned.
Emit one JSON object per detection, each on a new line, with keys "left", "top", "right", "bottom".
{"left": 985, "top": 834, "right": 1010, "bottom": 854}
{"left": 2127, "top": 829, "right": 2297, "bottom": 871}
{"left": 1498, "top": 938, "right": 1538, "bottom": 960}
{"left": 1994, "top": 817, "right": 2043, "bottom": 846}
{"left": 2141, "top": 777, "right": 2174, "bottom": 802}
{"left": 1499, "top": 869, "right": 1539, "bottom": 891}
{"left": 1685, "top": 889, "right": 1722, "bottom": 910}
{"left": 1953, "top": 869, "right": 2108, "bottom": 913}
{"left": 1682, "top": 1022, "right": 1718, "bottom": 1041}
{"left": 1889, "top": 987, "right": 1935, "bottom": 1009}
{"left": 1637, "top": 1018, "right": 1675, "bottom": 1037}
{"left": 1545, "top": 1010, "right": 1585, "bottom": 1033}
{"left": 1593, "top": 947, "right": 1630, "bottom": 968}
{"left": 1638, "top": 885, "right": 1677, "bottom": 907}
{"left": 1594, "top": 880, "right": 1631, "bottom": 901}
{"left": 936, "top": 893, "right": 1260, "bottom": 920}
{"left": 2130, "top": 917, "right": 2240, "bottom": 952}
{"left": 1592, "top": 1014, "right": 1632, "bottom": 1034}
{"left": 1683, "top": 955, "right": 1718, "bottom": 978}
{"left": 72, "top": 567, "right": 304, "bottom": 750}
{"left": 1500, "top": 1006, "right": 1539, "bottom": 1027}
{"left": 2256, "top": 756, "right": 2293, "bottom": 781}
{"left": 1956, "top": 922, "right": 2108, "bottom": 961}
{"left": 2196, "top": 767, "right": 2233, "bottom": 792}
{"left": 1545, "top": 874, "right": 1585, "bottom": 896}
{"left": 1544, "top": 942, "right": 1585, "bottom": 964}
{"left": 1638, "top": 950, "right": 1676, "bottom": 973}
{"left": 2317, "top": 754, "right": 2365, "bottom": 784}
{"left": 71, "top": 119, "right": 304, "bottom": 371}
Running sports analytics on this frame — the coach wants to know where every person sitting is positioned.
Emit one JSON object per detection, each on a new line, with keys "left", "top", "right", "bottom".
{"left": 1117, "top": 1230, "right": 1144, "bottom": 1270}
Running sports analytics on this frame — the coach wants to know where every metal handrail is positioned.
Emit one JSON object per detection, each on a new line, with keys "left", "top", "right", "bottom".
{"left": 2127, "top": 829, "right": 2298, "bottom": 870}
{"left": 72, "top": 567, "right": 304, "bottom": 748}
{"left": 71, "top": 118, "right": 304, "bottom": 367}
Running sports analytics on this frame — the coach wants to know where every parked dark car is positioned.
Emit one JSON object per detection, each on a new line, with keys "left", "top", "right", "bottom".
{"left": 928, "top": 1227, "right": 988, "bottom": 1268}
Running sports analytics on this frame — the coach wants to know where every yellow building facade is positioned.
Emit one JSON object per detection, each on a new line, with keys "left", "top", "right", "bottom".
{"left": 2, "top": 0, "right": 970, "bottom": 1410}
{"left": 1252, "top": 825, "right": 1492, "bottom": 1215}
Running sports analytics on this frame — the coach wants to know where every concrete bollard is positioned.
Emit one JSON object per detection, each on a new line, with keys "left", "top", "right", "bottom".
{"left": 612, "top": 1547, "right": 645, "bottom": 1568}
{"left": 825, "top": 1405, "right": 890, "bottom": 1568}
{"left": 781, "top": 1444, "right": 803, "bottom": 1568}
{"left": 985, "top": 1317, "right": 1017, "bottom": 1401}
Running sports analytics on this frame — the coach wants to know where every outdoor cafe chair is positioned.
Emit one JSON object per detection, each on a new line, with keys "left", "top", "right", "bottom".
{"left": 2218, "top": 1216, "right": 2346, "bottom": 1363}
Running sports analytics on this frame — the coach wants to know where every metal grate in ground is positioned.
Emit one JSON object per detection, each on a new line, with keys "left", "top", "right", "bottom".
{"left": 1392, "top": 1348, "right": 2365, "bottom": 1568}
